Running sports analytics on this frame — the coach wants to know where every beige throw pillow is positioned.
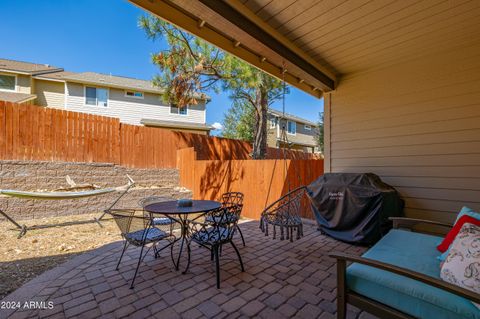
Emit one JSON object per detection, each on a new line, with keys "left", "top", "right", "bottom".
{"left": 440, "top": 223, "right": 480, "bottom": 309}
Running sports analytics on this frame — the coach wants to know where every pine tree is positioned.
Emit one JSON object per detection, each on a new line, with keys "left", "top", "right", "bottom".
{"left": 221, "top": 99, "right": 255, "bottom": 142}
{"left": 140, "top": 16, "right": 286, "bottom": 158}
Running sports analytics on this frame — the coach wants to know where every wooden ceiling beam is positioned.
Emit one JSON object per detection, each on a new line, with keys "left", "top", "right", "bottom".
{"left": 129, "top": 0, "right": 330, "bottom": 98}
{"left": 200, "top": 0, "right": 335, "bottom": 90}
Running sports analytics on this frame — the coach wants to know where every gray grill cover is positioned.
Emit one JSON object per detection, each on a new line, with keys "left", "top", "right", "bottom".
{"left": 306, "top": 173, "right": 404, "bottom": 245}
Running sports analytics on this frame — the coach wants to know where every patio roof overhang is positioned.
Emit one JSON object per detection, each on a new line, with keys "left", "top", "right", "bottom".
{"left": 128, "top": 0, "right": 337, "bottom": 98}
{"left": 129, "top": 0, "right": 480, "bottom": 99}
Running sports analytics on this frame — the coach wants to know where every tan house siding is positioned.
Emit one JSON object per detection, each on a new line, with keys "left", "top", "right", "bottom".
{"left": 16, "top": 74, "right": 31, "bottom": 94}
{"left": 268, "top": 116, "right": 317, "bottom": 152}
{"left": 267, "top": 127, "right": 277, "bottom": 148}
{"left": 65, "top": 82, "right": 207, "bottom": 126}
{"left": 34, "top": 79, "right": 65, "bottom": 108}
{"left": 325, "top": 41, "right": 480, "bottom": 223}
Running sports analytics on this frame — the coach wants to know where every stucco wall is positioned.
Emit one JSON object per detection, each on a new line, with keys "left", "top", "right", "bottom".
{"left": 0, "top": 161, "right": 190, "bottom": 220}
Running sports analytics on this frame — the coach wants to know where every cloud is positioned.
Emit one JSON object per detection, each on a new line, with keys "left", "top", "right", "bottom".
{"left": 211, "top": 122, "right": 223, "bottom": 130}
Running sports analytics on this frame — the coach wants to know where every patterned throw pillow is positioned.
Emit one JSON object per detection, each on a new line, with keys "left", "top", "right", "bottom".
{"left": 440, "top": 223, "right": 480, "bottom": 309}
{"left": 438, "top": 207, "right": 480, "bottom": 262}
{"left": 437, "top": 215, "right": 480, "bottom": 252}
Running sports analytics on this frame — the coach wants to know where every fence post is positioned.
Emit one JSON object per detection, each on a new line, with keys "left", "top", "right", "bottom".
{"left": 177, "top": 147, "right": 196, "bottom": 191}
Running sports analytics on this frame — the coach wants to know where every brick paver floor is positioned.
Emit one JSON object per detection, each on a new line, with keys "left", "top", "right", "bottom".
{"left": 0, "top": 220, "right": 376, "bottom": 319}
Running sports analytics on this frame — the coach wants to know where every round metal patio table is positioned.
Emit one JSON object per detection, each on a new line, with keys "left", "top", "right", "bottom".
{"left": 144, "top": 200, "right": 221, "bottom": 273}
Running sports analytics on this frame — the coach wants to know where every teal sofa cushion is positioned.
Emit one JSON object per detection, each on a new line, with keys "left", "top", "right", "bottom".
{"left": 347, "top": 229, "right": 480, "bottom": 319}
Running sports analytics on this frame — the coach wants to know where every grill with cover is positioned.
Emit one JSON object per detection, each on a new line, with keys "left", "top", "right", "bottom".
{"left": 306, "top": 173, "right": 404, "bottom": 245}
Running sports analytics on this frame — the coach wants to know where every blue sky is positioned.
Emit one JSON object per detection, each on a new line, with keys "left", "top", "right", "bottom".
{"left": 0, "top": 0, "right": 323, "bottom": 135}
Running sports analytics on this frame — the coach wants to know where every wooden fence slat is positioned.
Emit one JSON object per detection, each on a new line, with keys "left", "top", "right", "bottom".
{"left": 0, "top": 102, "right": 5, "bottom": 159}
{"left": 97, "top": 115, "right": 102, "bottom": 163}
{"left": 21, "top": 104, "right": 30, "bottom": 160}
{"left": 59, "top": 110, "right": 67, "bottom": 161}
{"left": 43, "top": 108, "right": 51, "bottom": 161}
{"left": 5, "top": 102, "right": 11, "bottom": 160}
{"left": 51, "top": 109, "right": 58, "bottom": 161}
{"left": 65, "top": 111, "right": 72, "bottom": 162}
{"left": 0, "top": 102, "right": 5, "bottom": 158}
{"left": 31, "top": 106, "right": 39, "bottom": 160}
{"left": 108, "top": 117, "right": 114, "bottom": 163}
{"left": 11, "top": 103, "right": 20, "bottom": 160}
{"left": 106, "top": 117, "right": 111, "bottom": 163}
{"left": 113, "top": 118, "right": 120, "bottom": 164}
{"left": 86, "top": 114, "right": 93, "bottom": 162}
{"left": 61, "top": 110, "right": 67, "bottom": 161}
{"left": 119, "top": 123, "right": 125, "bottom": 166}
{"left": 73, "top": 112, "right": 77, "bottom": 162}
{"left": 49, "top": 108, "right": 55, "bottom": 161}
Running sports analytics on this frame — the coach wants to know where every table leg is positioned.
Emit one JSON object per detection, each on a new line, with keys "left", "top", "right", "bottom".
{"left": 174, "top": 215, "right": 192, "bottom": 272}
{"left": 182, "top": 240, "right": 192, "bottom": 275}
{"left": 155, "top": 213, "right": 193, "bottom": 273}
{"left": 175, "top": 235, "right": 185, "bottom": 271}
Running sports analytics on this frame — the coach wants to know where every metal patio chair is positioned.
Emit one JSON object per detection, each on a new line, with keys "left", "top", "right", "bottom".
{"left": 108, "top": 209, "right": 175, "bottom": 289}
{"left": 186, "top": 204, "right": 245, "bottom": 288}
{"left": 205, "top": 192, "right": 246, "bottom": 246}
{"left": 260, "top": 186, "right": 306, "bottom": 242}
{"left": 138, "top": 196, "right": 177, "bottom": 231}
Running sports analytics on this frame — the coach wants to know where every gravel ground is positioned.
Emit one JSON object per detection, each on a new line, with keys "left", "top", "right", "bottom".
{"left": 0, "top": 213, "right": 121, "bottom": 299}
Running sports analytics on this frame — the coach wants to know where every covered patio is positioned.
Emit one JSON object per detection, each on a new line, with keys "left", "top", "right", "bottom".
{"left": 2, "top": 221, "right": 369, "bottom": 319}
{"left": 1, "top": 0, "right": 479, "bottom": 318}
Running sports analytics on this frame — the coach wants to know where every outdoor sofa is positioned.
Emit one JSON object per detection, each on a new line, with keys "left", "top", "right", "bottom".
{"left": 331, "top": 217, "right": 480, "bottom": 319}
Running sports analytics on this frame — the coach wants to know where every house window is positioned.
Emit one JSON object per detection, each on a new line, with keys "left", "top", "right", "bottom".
{"left": 170, "top": 104, "right": 188, "bottom": 115}
{"left": 304, "top": 124, "right": 311, "bottom": 130}
{"left": 85, "top": 86, "right": 108, "bottom": 107}
{"left": 287, "top": 121, "right": 296, "bottom": 135}
{"left": 125, "top": 90, "right": 144, "bottom": 99}
{"left": 0, "top": 74, "right": 15, "bottom": 91}
{"left": 270, "top": 117, "right": 277, "bottom": 128}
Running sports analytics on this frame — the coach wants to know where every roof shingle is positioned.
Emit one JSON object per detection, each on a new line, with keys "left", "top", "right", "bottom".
{"left": 0, "top": 91, "right": 37, "bottom": 103}
{"left": 0, "top": 58, "right": 63, "bottom": 75}
{"left": 268, "top": 108, "right": 318, "bottom": 126}
{"left": 63, "top": 72, "right": 161, "bottom": 92}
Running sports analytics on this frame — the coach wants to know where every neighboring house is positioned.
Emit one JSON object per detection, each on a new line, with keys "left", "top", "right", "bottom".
{"left": 267, "top": 109, "right": 319, "bottom": 153}
{"left": 0, "top": 59, "right": 63, "bottom": 104}
{"left": 0, "top": 58, "right": 212, "bottom": 135}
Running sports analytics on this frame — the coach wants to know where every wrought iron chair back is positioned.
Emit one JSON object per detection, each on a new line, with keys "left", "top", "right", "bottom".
{"left": 260, "top": 186, "right": 306, "bottom": 241}
{"left": 219, "top": 192, "right": 246, "bottom": 246}
{"left": 221, "top": 192, "right": 244, "bottom": 207}
{"left": 190, "top": 204, "right": 242, "bottom": 246}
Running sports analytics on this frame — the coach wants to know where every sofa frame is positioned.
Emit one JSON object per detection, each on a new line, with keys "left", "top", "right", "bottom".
{"left": 330, "top": 217, "right": 480, "bottom": 319}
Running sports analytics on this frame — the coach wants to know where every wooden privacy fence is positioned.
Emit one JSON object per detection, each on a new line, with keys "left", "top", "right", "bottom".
{"left": 177, "top": 147, "right": 324, "bottom": 220}
{"left": 0, "top": 102, "right": 319, "bottom": 168}
{"left": 0, "top": 102, "right": 121, "bottom": 163}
